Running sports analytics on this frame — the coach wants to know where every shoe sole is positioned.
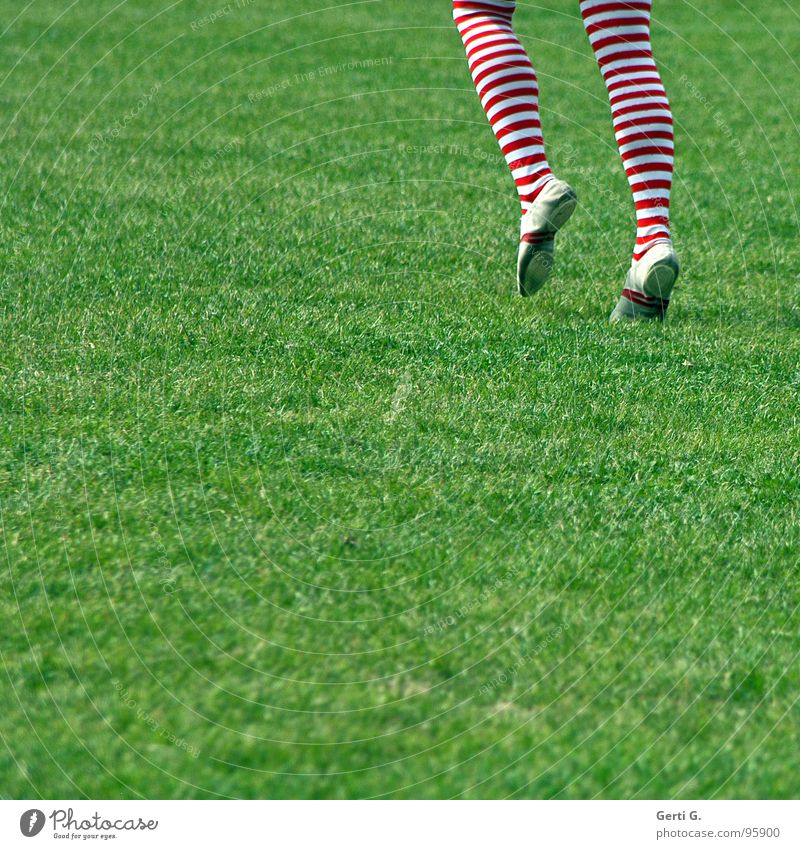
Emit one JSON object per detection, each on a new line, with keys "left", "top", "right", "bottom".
{"left": 517, "top": 189, "right": 578, "bottom": 297}
{"left": 609, "top": 254, "right": 679, "bottom": 323}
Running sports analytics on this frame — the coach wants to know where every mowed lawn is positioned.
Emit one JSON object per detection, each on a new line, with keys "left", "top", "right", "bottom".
{"left": 1, "top": 0, "right": 799, "bottom": 799}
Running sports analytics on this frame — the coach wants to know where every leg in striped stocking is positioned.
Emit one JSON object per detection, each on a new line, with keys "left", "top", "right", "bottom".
{"left": 453, "top": 0, "right": 577, "bottom": 296}
{"left": 580, "top": 0, "right": 680, "bottom": 320}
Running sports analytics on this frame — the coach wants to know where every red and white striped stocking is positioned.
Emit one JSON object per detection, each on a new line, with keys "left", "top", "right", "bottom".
{"left": 580, "top": 0, "right": 674, "bottom": 261}
{"left": 453, "top": 0, "right": 555, "bottom": 215}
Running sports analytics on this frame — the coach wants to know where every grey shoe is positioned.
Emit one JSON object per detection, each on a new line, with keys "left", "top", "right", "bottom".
{"left": 610, "top": 243, "right": 680, "bottom": 323}
{"left": 517, "top": 179, "right": 578, "bottom": 297}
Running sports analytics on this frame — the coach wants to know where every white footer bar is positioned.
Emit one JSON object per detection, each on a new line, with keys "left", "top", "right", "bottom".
{"left": 2, "top": 800, "right": 797, "bottom": 848}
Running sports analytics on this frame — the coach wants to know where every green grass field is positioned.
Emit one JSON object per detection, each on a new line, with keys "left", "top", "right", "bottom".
{"left": 1, "top": 0, "right": 799, "bottom": 799}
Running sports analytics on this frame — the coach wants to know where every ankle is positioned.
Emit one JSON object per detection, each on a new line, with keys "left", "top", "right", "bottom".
{"left": 634, "top": 238, "right": 673, "bottom": 264}
{"left": 521, "top": 173, "right": 557, "bottom": 217}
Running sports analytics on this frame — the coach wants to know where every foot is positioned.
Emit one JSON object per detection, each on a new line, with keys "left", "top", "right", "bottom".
{"left": 517, "top": 179, "right": 578, "bottom": 297}
{"left": 609, "top": 243, "right": 680, "bottom": 323}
